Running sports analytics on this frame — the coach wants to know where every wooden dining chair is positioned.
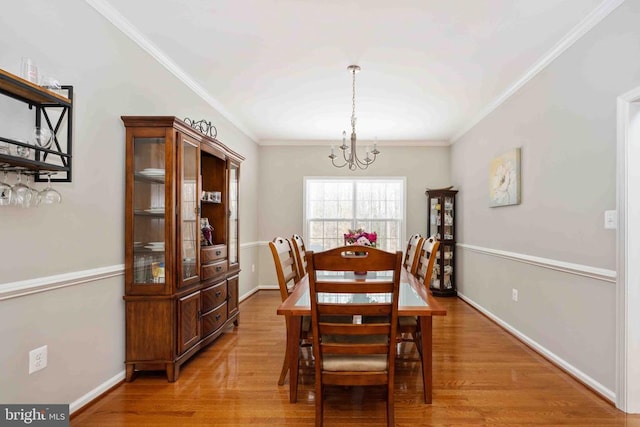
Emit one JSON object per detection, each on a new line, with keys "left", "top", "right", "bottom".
{"left": 307, "top": 245, "right": 402, "bottom": 427}
{"left": 291, "top": 234, "right": 308, "bottom": 277}
{"left": 268, "top": 237, "right": 308, "bottom": 386}
{"left": 403, "top": 233, "right": 424, "bottom": 275}
{"left": 398, "top": 235, "right": 440, "bottom": 357}
{"left": 415, "top": 235, "right": 440, "bottom": 286}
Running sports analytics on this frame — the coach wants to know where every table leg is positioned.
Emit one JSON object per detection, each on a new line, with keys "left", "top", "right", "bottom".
{"left": 286, "top": 314, "right": 301, "bottom": 403}
{"left": 419, "top": 315, "right": 433, "bottom": 403}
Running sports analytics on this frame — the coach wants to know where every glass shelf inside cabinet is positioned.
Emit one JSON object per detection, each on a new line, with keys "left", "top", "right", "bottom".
{"left": 132, "top": 136, "right": 166, "bottom": 285}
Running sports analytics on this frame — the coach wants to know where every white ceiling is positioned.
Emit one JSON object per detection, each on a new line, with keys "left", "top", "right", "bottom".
{"left": 92, "top": 0, "right": 613, "bottom": 144}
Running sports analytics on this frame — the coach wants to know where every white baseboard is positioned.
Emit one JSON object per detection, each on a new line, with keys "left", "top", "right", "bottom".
{"left": 458, "top": 292, "right": 615, "bottom": 403}
{"left": 239, "top": 285, "right": 279, "bottom": 302}
{"left": 239, "top": 287, "right": 260, "bottom": 302}
{"left": 70, "top": 370, "right": 125, "bottom": 414}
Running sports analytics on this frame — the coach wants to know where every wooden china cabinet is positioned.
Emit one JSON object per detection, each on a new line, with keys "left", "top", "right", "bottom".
{"left": 122, "top": 116, "right": 243, "bottom": 382}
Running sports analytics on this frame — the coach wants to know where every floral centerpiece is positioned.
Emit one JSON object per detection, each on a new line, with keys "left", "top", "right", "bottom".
{"left": 344, "top": 228, "right": 377, "bottom": 248}
{"left": 344, "top": 228, "right": 376, "bottom": 276}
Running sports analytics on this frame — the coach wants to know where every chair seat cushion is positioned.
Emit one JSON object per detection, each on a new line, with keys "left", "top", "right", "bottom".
{"left": 322, "top": 354, "right": 388, "bottom": 372}
{"left": 398, "top": 315, "right": 418, "bottom": 327}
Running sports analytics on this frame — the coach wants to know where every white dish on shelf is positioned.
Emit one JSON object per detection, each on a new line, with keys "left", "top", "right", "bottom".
{"left": 144, "top": 208, "right": 165, "bottom": 214}
{"left": 147, "top": 241, "right": 164, "bottom": 245}
{"left": 144, "top": 246, "right": 165, "bottom": 251}
{"left": 139, "top": 169, "right": 165, "bottom": 177}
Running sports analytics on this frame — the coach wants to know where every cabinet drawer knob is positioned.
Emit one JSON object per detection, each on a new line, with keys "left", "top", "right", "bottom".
{"left": 215, "top": 250, "right": 222, "bottom": 256}
{"left": 215, "top": 290, "right": 222, "bottom": 297}
{"left": 215, "top": 314, "right": 221, "bottom": 321}
{"left": 216, "top": 266, "right": 222, "bottom": 272}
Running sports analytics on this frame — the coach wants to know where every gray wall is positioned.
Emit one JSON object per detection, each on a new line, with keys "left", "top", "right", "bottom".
{"left": 257, "top": 144, "right": 450, "bottom": 287}
{"left": 451, "top": 0, "right": 640, "bottom": 395}
{"left": 2, "top": 0, "right": 635, "bottom": 411}
{"left": 0, "top": 0, "right": 259, "bottom": 407}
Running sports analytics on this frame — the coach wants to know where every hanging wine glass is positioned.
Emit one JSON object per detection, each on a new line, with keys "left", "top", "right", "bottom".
{"left": 32, "top": 127, "right": 52, "bottom": 149}
{"left": 23, "top": 173, "right": 39, "bottom": 208}
{"left": 12, "top": 170, "right": 33, "bottom": 208}
{"left": 0, "top": 171, "right": 12, "bottom": 206}
{"left": 37, "top": 173, "right": 61, "bottom": 205}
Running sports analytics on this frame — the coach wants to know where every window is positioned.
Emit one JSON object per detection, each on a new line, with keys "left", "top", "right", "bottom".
{"left": 304, "top": 177, "right": 406, "bottom": 253}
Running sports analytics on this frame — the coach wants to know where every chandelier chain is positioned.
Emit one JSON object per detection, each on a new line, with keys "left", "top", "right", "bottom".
{"left": 351, "top": 67, "right": 356, "bottom": 132}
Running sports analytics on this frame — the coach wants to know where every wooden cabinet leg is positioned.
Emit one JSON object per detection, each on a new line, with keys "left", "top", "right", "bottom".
{"left": 166, "top": 363, "right": 179, "bottom": 382}
{"left": 125, "top": 364, "right": 135, "bottom": 382}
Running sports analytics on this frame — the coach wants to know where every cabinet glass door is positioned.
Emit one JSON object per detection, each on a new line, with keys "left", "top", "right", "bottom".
{"left": 429, "top": 196, "right": 441, "bottom": 239}
{"left": 228, "top": 161, "right": 239, "bottom": 268}
{"left": 179, "top": 136, "right": 200, "bottom": 286}
{"left": 431, "top": 242, "right": 454, "bottom": 291}
{"left": 443, "top": 196, "right": 454, "bottom": 240}
{"left": 132, "top": 136, "right": 166, "bottom": 286}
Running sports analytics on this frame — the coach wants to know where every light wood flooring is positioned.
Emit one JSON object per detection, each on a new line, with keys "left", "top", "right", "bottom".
{"left": 72, "top": 290, "right": 640, "bottom": 426}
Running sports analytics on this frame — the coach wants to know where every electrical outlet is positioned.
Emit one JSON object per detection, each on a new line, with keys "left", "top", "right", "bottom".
{"left": 512, "top": 289, "right": 518, "bottom": 302}
{"left": 29, "top": 345, "right": 47, "bottom": 374}
{"left": 251, "top": 264, "right": 255, "bottom": 273}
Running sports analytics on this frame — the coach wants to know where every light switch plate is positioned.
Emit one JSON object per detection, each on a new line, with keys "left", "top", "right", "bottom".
{"left": 604, "top": 210, "right": 617, "bottom": 229}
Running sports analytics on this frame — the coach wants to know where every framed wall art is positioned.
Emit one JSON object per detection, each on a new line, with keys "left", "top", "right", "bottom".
{"left": 489, "top": 147, "right": 521, "bottom": 207}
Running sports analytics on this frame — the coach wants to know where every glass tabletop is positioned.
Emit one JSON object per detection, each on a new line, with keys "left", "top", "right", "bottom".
{"left": 294, "top": 281, "right": 427, "bottom": 307}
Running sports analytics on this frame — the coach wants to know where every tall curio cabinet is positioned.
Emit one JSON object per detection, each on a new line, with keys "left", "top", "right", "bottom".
{"left": 122, "top": 116, "right": 243, "bottom": 381}
{"left": 426, "top": 189, "right": 458, "bottom": 297}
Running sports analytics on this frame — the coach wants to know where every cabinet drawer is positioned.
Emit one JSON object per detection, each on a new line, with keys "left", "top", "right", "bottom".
{"left": 201, "top": 260, "right": 227, "bottom": 280}
{"left": 201, "top": 245, "right": 227, "bottom": 264}
{"left": 201, "top": 280, "right": 227, "bottom": 312}
{"left": 202, "top": 303, "right": 228, "bottom": 337}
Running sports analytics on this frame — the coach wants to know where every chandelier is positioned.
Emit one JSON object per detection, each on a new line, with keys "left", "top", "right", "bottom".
{"left": 329, "top": 65, "right": 380, "bottom": 170}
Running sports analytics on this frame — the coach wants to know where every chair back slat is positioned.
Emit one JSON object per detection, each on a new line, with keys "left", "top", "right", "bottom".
{"left": 317, "top": 303, "right": 392, "bottom": 317}
{"left": 268, "top": 237, "right": 301, "bottom": 302}
{"left": 403, "top": 233, "right": 424, "bottom": 275}
{"left": 310, "top": 247, "right": 399, "bottom": 272}
{"left": 291, "top": 234, "right": 308, "bottom": 277}
{"left": 415, "top": 236, "right": 440, "bottom": 286}
{"left": 314, "top": 281, "right": 394, "bottom": 294}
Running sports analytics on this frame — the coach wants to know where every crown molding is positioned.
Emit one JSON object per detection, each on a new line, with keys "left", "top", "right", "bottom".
{"left": 451, "top": 0, "right": 626, "bottom": 143}
{"left": 85, "top": 0, "right": 257, "bottom": 142}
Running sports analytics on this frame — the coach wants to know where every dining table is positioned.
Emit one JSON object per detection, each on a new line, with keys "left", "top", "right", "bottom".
{"left": 276, "top": 267, "right": 447, "bottom": 404}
